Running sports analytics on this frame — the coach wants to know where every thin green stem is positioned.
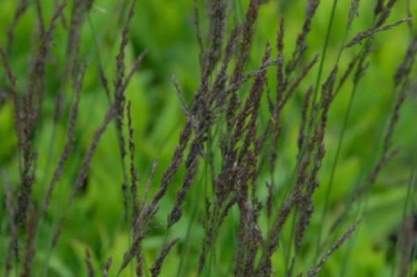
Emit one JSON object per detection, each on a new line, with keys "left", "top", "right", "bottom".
{"left": 391, "top": 166, "right": 417, "bottom": 277}
{"left": 311, "top": 0, "right": 339, "bottom": 112}
{"left": 314, "top": 83, "right": 358, "bottom": 261}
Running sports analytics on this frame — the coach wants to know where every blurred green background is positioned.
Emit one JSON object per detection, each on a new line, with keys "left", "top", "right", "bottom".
{"left": 1, "top": 0, "right": 417, "bottom": 276}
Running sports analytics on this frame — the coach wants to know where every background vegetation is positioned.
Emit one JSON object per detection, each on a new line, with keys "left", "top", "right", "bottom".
{"left": 1, "top": 0, "right": 417, "bottom": 276}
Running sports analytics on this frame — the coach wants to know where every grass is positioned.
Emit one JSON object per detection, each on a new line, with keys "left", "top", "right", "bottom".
{"left": 0, "top": 0, "right": 417, "bottom": 276}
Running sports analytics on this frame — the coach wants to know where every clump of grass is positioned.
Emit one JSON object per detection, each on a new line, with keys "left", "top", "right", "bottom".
{"left": 0, "top": 0, "right": 416, "bottom": 276}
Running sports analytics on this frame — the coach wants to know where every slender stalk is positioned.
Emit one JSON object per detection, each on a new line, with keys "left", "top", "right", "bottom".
{"left": 311, "top": 0, "right": 339, "bottom": 112}
{"left": 314, "top": 82, "right": 358, "bottom": 261}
